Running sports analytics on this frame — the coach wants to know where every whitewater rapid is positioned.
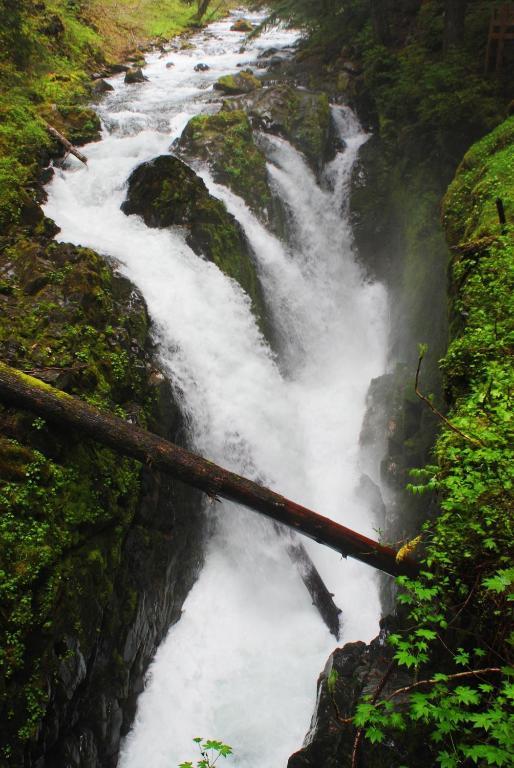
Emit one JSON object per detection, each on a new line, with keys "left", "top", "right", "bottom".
{"left": 44, "top": 10, "right": 388, "bottom": 768}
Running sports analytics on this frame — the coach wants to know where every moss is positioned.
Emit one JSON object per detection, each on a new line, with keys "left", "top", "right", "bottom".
{"left": 443, "top": 116, "right": 514, "bottom": 248}
{"left": 215, "top": 70, "right": 262, "bottom": 94}
{"left": 122, "top": 153, "right": 268, "bottom": 325}
{"left": 180, "top": 110, "right": 271, "bottom": 214}
{"left": 0, "top": 237, "right": 156, "bottom": 761}
{"left": 284, "top": 89, "right": 331, "bottom": 168}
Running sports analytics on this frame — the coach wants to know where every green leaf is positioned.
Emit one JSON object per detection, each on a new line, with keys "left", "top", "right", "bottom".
{"left": 454, "top": 686, "right": 480, "bottom": 706}
{"left": 483, "top": 569, "right": 514, "bottom": 594}
{"left": 437, "top": 750, "right": 458, "bottom": 768}
{"left": 365, "top": 726, "right": 385, "bottom": 744}
{"left": 454, "top": 648, "right": 470, "bottom": 666}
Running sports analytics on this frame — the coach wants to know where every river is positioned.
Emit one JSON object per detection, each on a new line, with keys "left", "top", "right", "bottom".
{"left": 44, "top": 9, "right": 388, "bottom": 768}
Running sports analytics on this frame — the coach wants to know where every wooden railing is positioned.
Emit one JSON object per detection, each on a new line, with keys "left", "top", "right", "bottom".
{"left": 485, "top": 3, "right": 514, "bottom": 73}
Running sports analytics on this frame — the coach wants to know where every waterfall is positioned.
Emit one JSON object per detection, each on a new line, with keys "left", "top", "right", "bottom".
{"left": 43, "top": 11, "right": 388, "bottom": 768}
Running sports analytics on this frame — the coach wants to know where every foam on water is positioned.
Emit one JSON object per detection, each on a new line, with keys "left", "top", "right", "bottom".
{"left": 43, "top": 11, "right": 388, "bottom": 767}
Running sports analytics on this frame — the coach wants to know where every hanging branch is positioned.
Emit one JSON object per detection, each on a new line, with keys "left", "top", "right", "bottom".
{"left": 415, "top": 348, "right": 483, "bottom": 447}
{"left": 0, "top": 362, "right": 419, "bottom": 579}
{"left": 383, "top": 667, "right": 502, "bottom": 704}
{"left": 351, "top": 660, "right": 396, "bottom": 768}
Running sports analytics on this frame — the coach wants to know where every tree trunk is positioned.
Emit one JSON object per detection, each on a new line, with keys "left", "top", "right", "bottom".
{"left": 0, "top": 362, "right": 419, "bottom": 578}
{"left": 286, "top": 537, "right": 342, "bottom": 638}
{"left": 43, "top": 121, "right": 88, "bottom": 165}
{"left": 444, "top": 0, "right": 467, "bottom": 51}
{"left": 197, "top": 0, "right": 211, "bottom": 20}
{"left": 370, "top": 0, "right": 391, "bottom": 45}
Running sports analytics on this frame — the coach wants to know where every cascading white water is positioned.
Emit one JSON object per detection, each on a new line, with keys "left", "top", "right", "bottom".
{"left": 43, "top": 10, "right": 389, "bottom": 768}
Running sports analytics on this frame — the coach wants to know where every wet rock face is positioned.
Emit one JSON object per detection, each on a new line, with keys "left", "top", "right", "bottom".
{"left": 176, "top": 110, "right": 271, "bottom": 216}
{"left": 223, "top": 85, "right": 332, "bottom": 172}
{"left": 288, "top": 621, "right": 424, "bottom": 768}
{"left": 44, "top": 425, "right": 204, "bottom": 768}
{"left": 121, "top": 154, "right": 267, "bottom": 324}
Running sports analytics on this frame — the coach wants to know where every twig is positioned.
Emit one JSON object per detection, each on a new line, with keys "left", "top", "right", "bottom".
{"left": 383, "top": 667, "right": 501, "bottom": 704}
{"left": 351, "top": 660, "right": 396, "bottom": 768}
{"left": 449, "top": 235, "right": 498, "bottom": 256}
{"left": 415, "top": 351, "right": 483, "bottom": 447}
{"left": 447, "top": 574, "right": 480, "bottom": 627}
{"left": 337, "top": 667, "right": 502, "bottom": 732}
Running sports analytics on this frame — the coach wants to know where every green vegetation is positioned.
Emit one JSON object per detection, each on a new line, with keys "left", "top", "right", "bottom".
{"left": 179, "top": 738, "right": 233, "bottom": 768}
{"left": 0, "top": 0, "right": 230, "bottom": 237}
{"left": 0, "top": 238, "right": 158, "bottom": 760}
{"left": 261, "top": 1, "right": 509, "bottom": 165}
{"left": 351, "top": 116, "right": 514, "bottom": 768}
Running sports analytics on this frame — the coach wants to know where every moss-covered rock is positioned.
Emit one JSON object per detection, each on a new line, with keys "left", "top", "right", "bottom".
{"left": 230, "top": 19, "right": 254, "bottom": 33}
{"left": 124, "top": 67, "right": 148, "bottom": 85}
{"left": 121, "top": 154, "right": 266, "bottom": 323}
{"left": 177, "top": 109, "right": 271, "bottom": 215}
{"left": 224, "top": 85, "right": 332, "bottom": 171}
{"left": 214, "top": 70, "right": 262, "bottom": 95}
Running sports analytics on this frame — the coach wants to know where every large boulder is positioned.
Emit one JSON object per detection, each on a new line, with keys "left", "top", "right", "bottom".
{"left": 223, "top": 85, "right": 332, "bottom": 171}
{"left": 230, "top": 18, "right": 254, "bottom": 32}
{"left": 121, "top": 155, "right": 266, "bottom": 321}
{"left": 177, "top": 110, "right": 271, "bottom": 215}
{"left": 124, "top": 67, "right": 148, "bottom": 84}
{"left": 92, "top": 78, "right": 114, "bottom": 97}
{"left": 213, "top": 70, "right": 262, "bottom": 95}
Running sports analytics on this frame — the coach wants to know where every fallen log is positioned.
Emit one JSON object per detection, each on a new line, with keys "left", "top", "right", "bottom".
{"left": 43, "top": 121, "right": 88, "bottom": 165}
{"left": 272, "top": 520, "right": 342, "bottom": 638}
{"left": 0, "top": 362, "right": 419, "bottom": 578}
{"left": 286, "top": 537, "right": 342, "bottom": 639}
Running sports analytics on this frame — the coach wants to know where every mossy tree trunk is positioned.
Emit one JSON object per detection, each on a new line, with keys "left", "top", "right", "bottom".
{"left": 0, "top": 362, "right": 419, "bottom": 578}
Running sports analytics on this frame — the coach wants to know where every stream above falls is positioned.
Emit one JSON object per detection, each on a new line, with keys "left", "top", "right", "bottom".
{"left": 44, "top": 9, "right": 389, "bottom": 768}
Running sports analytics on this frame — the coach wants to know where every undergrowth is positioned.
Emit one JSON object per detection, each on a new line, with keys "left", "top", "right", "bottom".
{"left": 355, "top": 116, "right": 514, "bottom": 768}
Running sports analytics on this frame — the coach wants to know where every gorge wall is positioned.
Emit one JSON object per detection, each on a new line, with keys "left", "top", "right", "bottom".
{"left": 1, "top": 2, "right": 512, "bottom": 767}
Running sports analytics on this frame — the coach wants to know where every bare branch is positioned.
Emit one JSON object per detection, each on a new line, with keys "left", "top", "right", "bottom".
{"left": 415, "top": 351, "right": 483, "bottom": 447}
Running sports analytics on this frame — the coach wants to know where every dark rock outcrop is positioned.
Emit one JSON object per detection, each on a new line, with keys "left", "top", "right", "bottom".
{"left": 121, "top": 154, "right": 266, "bottom": 323}
{"left": 288, "top": 621, "right": 423, "bottom": 768}
{"left": 124, "top": 67, "right": 148, "bottom": 84}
